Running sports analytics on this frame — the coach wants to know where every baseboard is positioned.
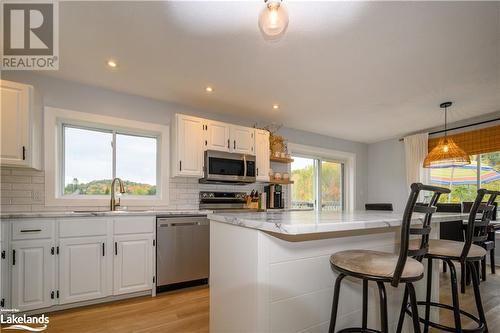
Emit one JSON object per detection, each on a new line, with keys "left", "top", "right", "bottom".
{"left": 20, "top": 290, "right": 152, "bottom": 316}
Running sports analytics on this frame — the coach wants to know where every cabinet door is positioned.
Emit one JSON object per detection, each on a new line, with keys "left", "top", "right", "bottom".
{"left": 113, "top": 234, "right": 153, "bottom": 295}
{"left": 11, "top": 240, "right": 54, "bottom": 312}
{"left": 230, "top": 126, "right": 255, "bottom": 155}
{"left": 255, "top": 129, "right": 270, "bottom": 181}
{"left": 174, "top": 114, "right": 204, "bottom": 177}
{"left": 205, "top": 120, "right": 230, "bottom": 152}
{"left": 0, "top": 80, "right": 31, "bottom": 167}
{"left": 59, "top": 237, "right": 111, "bottom": 304}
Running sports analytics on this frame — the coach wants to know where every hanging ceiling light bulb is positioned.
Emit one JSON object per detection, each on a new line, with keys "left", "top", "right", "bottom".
{"left": 258, "top": 0, "right": 289, "bottom": 41}
{"left": 423, "top": 102, "right": 471, "bottom": 168}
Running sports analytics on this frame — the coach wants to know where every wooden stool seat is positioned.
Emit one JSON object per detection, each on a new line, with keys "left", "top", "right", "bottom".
{"left": 409, "top": 239, "right": 487, "bottom": 261}
{"left": 330, "top": 250, "right": 424, "bottom": 281}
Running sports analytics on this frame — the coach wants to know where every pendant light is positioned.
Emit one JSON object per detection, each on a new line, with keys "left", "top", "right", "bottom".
{"left": 423, "top": 102, "right": 471, "bottom": 168}
{"left": 258, "top": 0, "right": 289, "bottom": 41}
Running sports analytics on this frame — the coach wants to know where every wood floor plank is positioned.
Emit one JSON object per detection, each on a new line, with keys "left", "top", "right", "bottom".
{"left": 3, "top": 265, "right": 500, "bottom": 332}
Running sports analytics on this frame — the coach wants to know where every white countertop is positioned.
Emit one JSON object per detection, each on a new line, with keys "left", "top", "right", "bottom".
{"left": 208, "top": 210, "right": 467, "bottom": 235}
{"left": 0, "top": 209, "right": 212, "bottom": 219}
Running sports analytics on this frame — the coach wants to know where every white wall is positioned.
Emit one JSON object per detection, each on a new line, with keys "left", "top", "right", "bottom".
{"left": 366, "top": 112, "right": 500, "bottom": 212}
{"left": 1, "top": 72, "right": 368, "bottom": 211}
{"left": 367, "top": 139, "right": 408, "bottom": 212}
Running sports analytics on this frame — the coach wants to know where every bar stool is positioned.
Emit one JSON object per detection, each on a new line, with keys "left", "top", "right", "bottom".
{"left": 398, "top": 189, "right": 500, "bottom": 333}
{"left": 329, "top": 183, "right": 450, "bottom": 333}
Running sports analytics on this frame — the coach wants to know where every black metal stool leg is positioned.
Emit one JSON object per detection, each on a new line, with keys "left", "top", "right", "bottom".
{"left": 362, "top": 279, "right": 368, "bottom": 329}
{"left": 376, "top": 282, "right": 388, "bottom": 333}
{"left": 468, "top": 261, "right": 489, "bottom": 333}
{"left": 461, "top": 261, "right": 466, "bottom": 293}
{"left": 475, "top": 261, "right": 481, "bottom": 285}
{"left": 424, "top": 258, "right": 432, "bottom": 333}
{"left": 396, "top": 285, "right": 408, "bottom": 333}
{"left": 490, "top": 250, "right": 496, "bottom": 274}
{"left": 443, "top": 261, "right": 447, "bottom": 273}
{"left": 481, "top": 257, "right": 487, "bottom": 282}
{"left": 407, "top": 283, "right": 421, "bottom": 333}
{"left": 329, "top": 273, "right": 345, "bottom": 333}
{"left": 445, "top": 259, "right": 462, "bottom": 332}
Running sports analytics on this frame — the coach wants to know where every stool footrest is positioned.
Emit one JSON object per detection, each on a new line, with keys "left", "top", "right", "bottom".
{"left": 404, "top": 301, "right": 485, "bottom": 333}
{"left": 337, "top": 328, "right": 381, "bottom": 333}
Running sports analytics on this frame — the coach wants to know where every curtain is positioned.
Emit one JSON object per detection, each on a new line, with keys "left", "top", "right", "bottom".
{"left": 404, "top": 133, "right": 429, "bottom": 190}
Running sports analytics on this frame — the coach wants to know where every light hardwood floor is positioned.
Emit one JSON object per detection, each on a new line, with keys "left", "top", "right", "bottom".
{"left": 5, "top": 266, "right": 500, "bottom": 333}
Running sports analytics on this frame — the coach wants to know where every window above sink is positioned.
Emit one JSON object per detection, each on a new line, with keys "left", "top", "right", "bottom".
{"left": 44, "top": 107, "right": 170, "bottom": 207}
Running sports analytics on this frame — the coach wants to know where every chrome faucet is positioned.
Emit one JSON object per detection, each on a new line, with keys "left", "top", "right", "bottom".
{"left": 110, "top": 177, "right": 126, "bottom": 211}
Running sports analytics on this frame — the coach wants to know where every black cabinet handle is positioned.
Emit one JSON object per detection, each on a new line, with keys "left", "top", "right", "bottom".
{"left": 50, "top": 291, "right": 54, "bottom": 299}
{"left": 12, "top": 250, "right": 16, "bottom": 265}
{"left": 20, "top": 229, "right": 41, "bottom": 233}
{"left": 205, "top": 140, "right": 207, "bottom": 146}
{"left": 227, "top": 139, "right": 230, "bottom": 149}
{"left": 115, "top": 242, "right": 118, "bottom": 255}
{"left": 179, "top": 160, "right": 182, "bottom": 171}
{"left": 51, "top": 247, "right": 54, "bottom": 255}
{"left": 1, "top": 250, "right": 5, "bottom": 259}
{"left": 257, "top": 168, "right": 259, "bottom": 176}
{"left": 22, "top": 146, "right": 26, "bottom": 160}
{"left": 102, "top": 243, "right": 105, "bottom": 256}
{"left": 233, "top": 140, "right": 236, "bottom": 149}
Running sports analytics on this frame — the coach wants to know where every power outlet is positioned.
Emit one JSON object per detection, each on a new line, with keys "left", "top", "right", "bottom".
{"left": 33, "top": 191, "right": 42, "bottom": 201}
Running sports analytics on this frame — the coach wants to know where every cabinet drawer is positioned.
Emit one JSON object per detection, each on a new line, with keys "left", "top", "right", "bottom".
{"left": 114, "top": 216, "right": 155, "bottom": 235}
{"left": 11, "top": 219, "right": 54, "bottom": 240}
{"left": 59, "top": 218, "right": 109, "bottom": 238}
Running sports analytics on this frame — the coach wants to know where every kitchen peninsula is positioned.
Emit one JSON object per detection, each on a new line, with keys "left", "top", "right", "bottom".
{"left": 208, "top": 210, "right": 465, "bottom": 333}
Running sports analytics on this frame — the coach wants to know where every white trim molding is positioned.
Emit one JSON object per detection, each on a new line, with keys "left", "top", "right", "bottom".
{"left": 44, "top": 107, "right": 169, "bottom": 207}
{"left": 287, "top": 143, "right": 356, "bottom": 212}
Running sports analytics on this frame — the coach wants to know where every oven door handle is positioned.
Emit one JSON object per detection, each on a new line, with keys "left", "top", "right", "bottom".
{"left": 243, "top": 155, "right": 247, "bottom": 178}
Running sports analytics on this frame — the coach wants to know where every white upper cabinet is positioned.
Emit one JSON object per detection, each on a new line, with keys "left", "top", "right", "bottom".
{"left": 0, "top": 80, "right": 42, "bottom": 169}
{"left": 230, "top": 125, "right": 255, "bottom": 155}
{"left": 172, "top": 114, "right": 204, "bottom": 177}
{"left": 255, "top": 129, "right": 270, "bottom": 182}
{"left": 204, "top": 120, "right": 231, "bottom": 152}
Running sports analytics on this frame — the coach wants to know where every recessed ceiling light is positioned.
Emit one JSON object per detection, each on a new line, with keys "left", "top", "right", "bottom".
{"left": 205, "top": 86, "right": 214, "bottom": 92}
{"left": 107, "top": 60, "right": 117, "bottom": 68}
{"left": 272, "top": 104, "right": 280, "bottom": 110}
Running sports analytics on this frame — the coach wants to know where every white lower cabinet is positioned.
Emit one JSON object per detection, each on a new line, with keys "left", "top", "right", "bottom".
{"left": 58, "top": 237, "right": 112, "bottom": 304}
{"left": 11, "top": 240, "right": 55, "bottom": 312}
{"left": 5, "top": 216, "right": 155, "bottom": 312}
{"left": 113, "top": 234, "right": 154, "bottom": 295}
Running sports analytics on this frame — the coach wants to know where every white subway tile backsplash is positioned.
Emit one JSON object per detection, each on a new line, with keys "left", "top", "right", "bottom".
{"left": 2, "top": 175, "right": 31, "bottom": 183}
{"left": 0, "top": 166, "right": 271, "bottom": 213}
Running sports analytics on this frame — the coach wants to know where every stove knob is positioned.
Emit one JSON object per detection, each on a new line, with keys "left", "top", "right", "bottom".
{"left": 201, "top": 193, "right": 208, "bottom": 198}
{"left": 209, "top": 193, "right": 215, "bottom": 198}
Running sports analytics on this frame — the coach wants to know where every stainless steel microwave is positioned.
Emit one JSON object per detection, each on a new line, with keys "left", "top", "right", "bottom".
{"left": 202, "top": 150, "right": 256, "bottom": 183}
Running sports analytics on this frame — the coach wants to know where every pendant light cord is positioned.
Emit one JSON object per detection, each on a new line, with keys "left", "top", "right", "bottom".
{"left": 444, "top": 106, "right": 447, "bottom": 138}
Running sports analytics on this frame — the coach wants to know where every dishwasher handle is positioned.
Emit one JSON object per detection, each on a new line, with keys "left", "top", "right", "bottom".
{"left": 159, "top": 222, "right": 200, "bottom": 227}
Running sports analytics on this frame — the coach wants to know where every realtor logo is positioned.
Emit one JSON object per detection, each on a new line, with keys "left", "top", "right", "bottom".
{"left": 1, "top": 1, "right": 59, "bottom": 70}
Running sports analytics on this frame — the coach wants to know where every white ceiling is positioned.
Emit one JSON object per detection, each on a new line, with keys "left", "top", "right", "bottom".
{"left": 43, "top": 1, "right": 500, "bottom": 143}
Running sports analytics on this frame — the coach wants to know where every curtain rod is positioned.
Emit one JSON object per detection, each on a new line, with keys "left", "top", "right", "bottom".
{"left": 398, "top": 117, "right": 500, "bottom": 142}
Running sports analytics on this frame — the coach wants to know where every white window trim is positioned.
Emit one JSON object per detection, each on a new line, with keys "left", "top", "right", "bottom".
{"left": 287, "top": 143, "right": 356, "bottom": 212}
{"left": 44, "top": 106, "right": 169, "bottom": 207}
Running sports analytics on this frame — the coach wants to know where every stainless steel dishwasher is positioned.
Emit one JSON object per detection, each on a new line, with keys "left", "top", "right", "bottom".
{"left": 156, "top": 215, "right": 209, "bottom": 292}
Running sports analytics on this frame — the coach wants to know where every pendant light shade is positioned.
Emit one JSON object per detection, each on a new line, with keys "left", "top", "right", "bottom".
{"left": 258, "top": 0, "right": 289, "bottom": 41}
{"left": 423, "top": 102, "right": 471, "bottom": 168}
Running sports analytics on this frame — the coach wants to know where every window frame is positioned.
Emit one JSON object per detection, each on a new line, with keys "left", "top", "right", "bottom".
{"left": 60, "top": 123, "right": 160, "bottom": 199}
{"left": 44, "top": 107, "right": 169, "bottom": 207}
{"left": 288, "top": 143, "right": 355, "bottom": 212}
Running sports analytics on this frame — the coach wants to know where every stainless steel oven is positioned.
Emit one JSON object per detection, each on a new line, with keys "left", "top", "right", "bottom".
{"left": 201, "top": 150, "right": 256, "bottom": 183}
